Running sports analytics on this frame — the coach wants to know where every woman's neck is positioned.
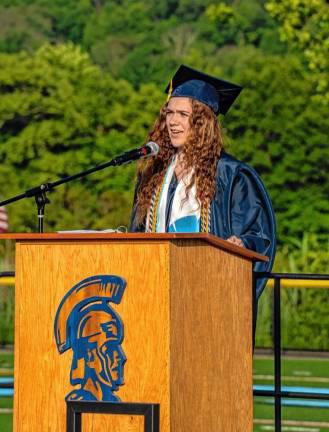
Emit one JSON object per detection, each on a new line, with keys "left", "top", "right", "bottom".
{"left": 174, "top": 151, "right": 187, "bottom": 181}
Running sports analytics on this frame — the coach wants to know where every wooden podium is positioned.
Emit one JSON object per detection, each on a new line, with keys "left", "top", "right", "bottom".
{"left": 1, "top": 233, "right": 267, "bottom": 432}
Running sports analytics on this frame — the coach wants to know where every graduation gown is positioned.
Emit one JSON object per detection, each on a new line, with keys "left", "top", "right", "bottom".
{"left": 130, "top": 151, "right": 276, "bottom": 299}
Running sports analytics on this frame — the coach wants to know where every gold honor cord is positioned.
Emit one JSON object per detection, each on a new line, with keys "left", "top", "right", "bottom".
{"left": 200, "top": 203, "right": 210, "bottom": 233}
{"left": 151, "top": 187, "right": 162, "bottom": 232}
{"left": 148, "top": 183, "right": 210, "bottom": 233}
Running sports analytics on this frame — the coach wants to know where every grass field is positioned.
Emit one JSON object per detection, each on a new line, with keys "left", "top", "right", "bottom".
{"left": 253, "top": 354, "right": 329, "bottom": 431}
{"left": 0, "top": 396, "right": 12, "bottom": 432}
{"left": 0, "top": 350, "right": 328, "bottom": 431}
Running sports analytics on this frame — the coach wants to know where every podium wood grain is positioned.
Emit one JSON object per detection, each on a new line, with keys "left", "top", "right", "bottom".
{"left": 170, "top": 240, "right": 253, "bottom": 431}
{"left": 11, "top": 235, "right": 254, "bottom": 432}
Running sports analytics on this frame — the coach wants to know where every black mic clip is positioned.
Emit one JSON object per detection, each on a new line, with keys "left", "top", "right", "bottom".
{"left": 25, "top": 183, "right": 52, "bottom": 198}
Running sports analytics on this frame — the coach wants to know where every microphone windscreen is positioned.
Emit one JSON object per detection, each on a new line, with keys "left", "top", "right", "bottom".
{"left": 146, "top": 141, "right": 160, "bottom": 156}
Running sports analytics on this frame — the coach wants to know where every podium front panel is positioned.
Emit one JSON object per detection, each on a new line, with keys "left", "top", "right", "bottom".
{"left": 14, "top": 241, "right": 171, "bottom": 432}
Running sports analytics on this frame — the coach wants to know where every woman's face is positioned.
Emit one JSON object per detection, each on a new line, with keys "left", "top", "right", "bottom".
{"left": 165, "top": 97, "right": 192, "bottom": 150}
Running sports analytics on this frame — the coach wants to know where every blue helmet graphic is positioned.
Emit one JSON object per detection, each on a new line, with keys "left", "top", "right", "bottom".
{"left": 54, "top": 275, "right": 126, "bottom": 401}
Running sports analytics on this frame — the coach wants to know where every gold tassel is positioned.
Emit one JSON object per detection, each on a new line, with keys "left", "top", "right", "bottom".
{"left": 167, "top": 79, "right": 173, "bottom": 102}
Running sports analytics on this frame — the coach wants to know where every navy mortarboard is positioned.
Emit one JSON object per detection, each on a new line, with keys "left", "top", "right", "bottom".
{"left": 165, "top": 65, "right": 242, "bottom": 115}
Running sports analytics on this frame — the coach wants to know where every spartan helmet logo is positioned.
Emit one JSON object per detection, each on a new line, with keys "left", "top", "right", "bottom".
{"left": 54, "top": 275, "right": 126, "bottom": 401}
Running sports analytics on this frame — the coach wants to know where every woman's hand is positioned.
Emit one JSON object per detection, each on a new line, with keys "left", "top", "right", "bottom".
{"left": 226, "top": 235, "right": 245, "bottom": 247}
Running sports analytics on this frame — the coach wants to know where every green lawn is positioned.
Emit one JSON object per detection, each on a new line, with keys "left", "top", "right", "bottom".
{"left": 254, "top": 355, "right": 329, "bottom": 378}
{"left": 0, "top": 397, "right": 12, "bottom": 432}
{"left": 0, "top": 415, "right": 12, "bottom": 432}
{"left": 0, "top": 351, "right": 14, "bottom": 369}
{"left": 253, "top": 354, "right": 329, "bottom": 431}
{"left": 254, "top": 396, "right": 329, "bottom": 420}
{"left": 0, "top": 397, "right": 12, "bottom": 409}
{"left": 254, "top": 355, "right": 329, "bottom": 388}
{"left": 0, "top": 350, "right": 14, "bottom": 377}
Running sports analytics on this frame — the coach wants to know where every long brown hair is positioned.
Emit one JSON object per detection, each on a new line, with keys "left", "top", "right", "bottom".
{"left": 134, "top": 99, "right": 224, "bottom": 225}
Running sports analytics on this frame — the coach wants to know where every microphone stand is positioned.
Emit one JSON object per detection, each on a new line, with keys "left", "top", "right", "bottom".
{"left": 0, "top": 155, "right": 130, "bottom": 233}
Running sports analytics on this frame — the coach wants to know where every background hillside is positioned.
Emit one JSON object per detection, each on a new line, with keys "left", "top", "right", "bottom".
{"left": 0, "top": 0, "right": 328, "bottom": 245}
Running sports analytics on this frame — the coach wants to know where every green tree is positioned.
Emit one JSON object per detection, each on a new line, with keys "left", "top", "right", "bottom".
{"left": 0, "top": 44, "right": 164, "bottom": 232}
{"left": 266, "top": 0, "right": 329, "bottom": 102}
{"left": 0, "top": 4, "right": 52, "bottom": 53}
{"left": 0, "top": 0, "right": 95, "bottom": 45}
{"left": 201, "top": 0, "right": 284, "bottom": 51}
{"left": 83, "top": 0, "right": 152, "bottom": 49}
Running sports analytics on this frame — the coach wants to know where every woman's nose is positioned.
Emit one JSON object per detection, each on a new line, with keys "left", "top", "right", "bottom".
{"left": 169, "top": 113, "right": 179, "bottom": 124}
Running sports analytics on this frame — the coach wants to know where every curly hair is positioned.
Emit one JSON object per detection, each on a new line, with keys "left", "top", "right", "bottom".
{"left": 134, "top": 99, "right": 224, "bottom": 226}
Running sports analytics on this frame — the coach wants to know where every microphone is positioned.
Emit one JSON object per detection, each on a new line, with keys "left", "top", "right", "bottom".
{"left": 111, "top": 142, "right": 160, "bottom": 166}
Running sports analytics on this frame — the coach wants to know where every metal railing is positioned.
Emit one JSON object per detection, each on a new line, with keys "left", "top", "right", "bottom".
{"left": 0, "top": 271, "right": 15, "bottom": 283}
{"left": 253, "top": 272, "right": 329, "bottom": 432}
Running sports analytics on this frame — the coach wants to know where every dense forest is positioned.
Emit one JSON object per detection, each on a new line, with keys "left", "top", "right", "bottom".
{"left": 0, "top": 0, "right": 328, "bottom": 348}
{"left": 0, "top": 0, "right": 328, "bottom": 243}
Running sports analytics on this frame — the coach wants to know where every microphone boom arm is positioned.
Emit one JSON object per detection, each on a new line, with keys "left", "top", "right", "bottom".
{"left": 0, "top": 143, "right": 158, "bottom": 233}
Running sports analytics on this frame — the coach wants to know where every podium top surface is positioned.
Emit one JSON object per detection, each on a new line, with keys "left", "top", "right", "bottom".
{"left": 0, "top": 232, "right": 268, "bottom": 262}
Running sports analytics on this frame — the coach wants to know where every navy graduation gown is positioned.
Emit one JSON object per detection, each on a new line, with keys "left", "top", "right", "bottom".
{"left": 130, "top": 151, "right": 276, "bottom": 299}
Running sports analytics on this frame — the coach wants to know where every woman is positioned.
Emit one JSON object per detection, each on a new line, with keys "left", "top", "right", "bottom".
{"left": 130, "top": 65, "right": 276, "bottom": 300}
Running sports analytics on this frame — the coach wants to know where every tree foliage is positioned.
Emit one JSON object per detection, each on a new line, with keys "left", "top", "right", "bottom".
{"left": 0, "top": 44, "right": 164, "bottom": 232}
{"left": 0, "top": 0, "right": 327, "bottom": 250}
{"left": 0, "top": 4, "right": 51, "bottom": 53}
{"left": 266, "top": 0, "right": 329, "bottom": 102}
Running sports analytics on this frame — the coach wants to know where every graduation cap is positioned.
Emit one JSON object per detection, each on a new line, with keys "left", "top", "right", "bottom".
{"left": 165, "top": 65, "right": 242, "bottom": 115}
